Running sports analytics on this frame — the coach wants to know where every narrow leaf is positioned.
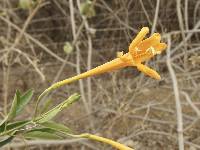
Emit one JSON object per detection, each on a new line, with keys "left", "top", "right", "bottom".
{"left": 36, "top": 107, "right": 60, "bottom": 123}
{"left": 17, "top": 89, "right": 33, "bottom": 114}
{"left": 24, "top": 128, "right": 63, "bottom": 140}
{"left": 7, "top": 89, "right": 33, "bottom": 121}
{"left": 0, "top": 117, "right": 8, "bottom": 133}
{"left": 35, "top": 93, "right": 80, "bottom": 123}
{"left": 7, "top": 91, "right": 20, "bottom": 121}
{"left": 6, "top": 120, "right": 29, "bottom": 131}
{"left": 0, "top": 120, "right": 29, "bottom": 136}
{"left": 40, "top": 98, "right": 53, "bottom": 114}
{"left": 0, "top": 136, "right": 14, "bottom": 148}
{"left": 40, "top": 121, "right": 71, "bottom": 134}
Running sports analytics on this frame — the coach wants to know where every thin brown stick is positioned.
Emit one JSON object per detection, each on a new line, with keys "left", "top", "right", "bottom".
{"left": 166, "top": 35, "right": 184, "bottom": 150}
{"left": 69, "top": 0, "right": 91, "bottom": 126}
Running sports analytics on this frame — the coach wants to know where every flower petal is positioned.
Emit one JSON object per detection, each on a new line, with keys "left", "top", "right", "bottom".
{"left": 137, "top": 33, "right": 161, "bottom": 52}
{"left": 154, "top": 43, "right": 167, "bottom": 52}
{"left": 129, "top": 27, "right": 149, "bottom": 55}
{"left": 136, "top": 63, "right": 161, "bottom": 80}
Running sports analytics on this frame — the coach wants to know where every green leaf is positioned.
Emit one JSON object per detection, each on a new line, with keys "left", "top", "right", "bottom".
{"left": 7, "top": 89, "right": 33, "bottom": 121}
{"left": 63, "top": 42, "right": 73, "bottom": 54}
{"left": 0, "top": 117, "right": 8, "bottom": 133}
{"left": 17, "top": 89, "right": 33, "bottom": 114}
{"left": 35, "top": 93, "right": 80, "bottom": 123}
{"left": 7, "top": 90, "right": 20, "bottom": 121}
{"left": 26, "top": 128, "right": 55, "bottom": 133}
{"left": 24, "top": 128, "right": 63, "bottom": 140}
{"left": 6, "top": 120, "right": 29, "bottom": 131}
{"left": 36, "top": 107, "right": 60, "bottom": 124}
{"left": 40, "top": 121, "right": 71, "bottom": 134}
{"left": 40, "top": 98, "right": 53, "bottom": 114}
{"left": 80, "top": 0, "right": 96, "bottom": 18}
{"left": 0, "top": 117, "right": 8, "bottom": 127}
{"left": 0, "top": 120, "right": 30, "bottom": 136}
{"left": 0, "top": 136, "right": 14, "bottom": 148}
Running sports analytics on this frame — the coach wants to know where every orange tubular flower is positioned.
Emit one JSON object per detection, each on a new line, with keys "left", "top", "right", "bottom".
{"left": 35, "top": 27, "right": 167, "bottom": 149}
{"left": 38, "top": 27, "right": 167, "bottom": 99}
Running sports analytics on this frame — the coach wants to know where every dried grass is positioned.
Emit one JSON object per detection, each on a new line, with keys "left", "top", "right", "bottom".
{"left": 0, "top": 0, "right": 200, "bottom": 149}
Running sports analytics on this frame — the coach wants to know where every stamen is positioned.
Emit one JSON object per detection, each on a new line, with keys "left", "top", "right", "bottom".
{"left": 146, "top": 46, "right": 158, "bottom": 55}
{"left": 135, "top": 47, "right": 142, "bottom": 52}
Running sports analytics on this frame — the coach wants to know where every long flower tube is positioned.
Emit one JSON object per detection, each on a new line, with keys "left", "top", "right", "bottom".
{"left": 72, "top": 133, "right": 134, "bottom": 150}
{"left": 34, "top": 27, "right": 167, "bottom": 116}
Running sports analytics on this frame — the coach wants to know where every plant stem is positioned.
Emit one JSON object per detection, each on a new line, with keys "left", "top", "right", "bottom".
{"left": 72, "top": 133, "right": 134, "bottom": 150}
{"left": 34, "top": 58, "right": 126, "bottom": 118}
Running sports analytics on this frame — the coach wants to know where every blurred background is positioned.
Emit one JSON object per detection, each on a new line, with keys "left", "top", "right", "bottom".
{"left": 0, "top": 0, "right": 200, "bottom": 149}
